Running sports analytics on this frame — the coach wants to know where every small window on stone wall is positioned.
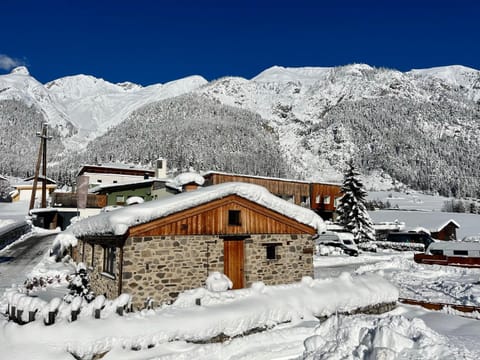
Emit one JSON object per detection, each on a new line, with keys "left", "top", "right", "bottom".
{"left": 228, "top": 210, "right": 241, "bottom": 226}
{"left": 266, "top": 244, "right": 277, "bottom": 260}
{"left": 103, "top": 246, "right": 116, "bottom": 275}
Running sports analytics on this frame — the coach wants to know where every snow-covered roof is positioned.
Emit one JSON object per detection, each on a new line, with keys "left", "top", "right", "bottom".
{"left": 203, "top": 171, "right": 341, "bottom": 186}
{"left": 369, "top": 210, "right": 460, "bottom": 232}
{"left": 373, "top": 221, "right": 405, "bottom": 231}
{"left": 69, "top": 182, "right": 325, "bottom": 237}
{"left": 21, "top": 175, "right": 57, "bottom": 184}
{"left": 90, "top": 178, "right": 168, "bottom": 193}
{"left": 77, "top": 163, "right": 155, "bottom": 177}
{"left": 166, "top": 172, "right": 205, "bottom": 191}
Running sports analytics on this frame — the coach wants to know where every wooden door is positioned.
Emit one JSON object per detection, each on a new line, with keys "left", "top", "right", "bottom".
{"left": 223, "top": 239, "right": 245, "bottom": 289}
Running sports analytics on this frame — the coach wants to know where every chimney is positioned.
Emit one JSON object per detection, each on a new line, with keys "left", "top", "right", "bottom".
{"left": 183, "top": 182, "right": 199, "bottom": 192}
{"left": 154, "top": 158, "right": 167, "bottom": 178}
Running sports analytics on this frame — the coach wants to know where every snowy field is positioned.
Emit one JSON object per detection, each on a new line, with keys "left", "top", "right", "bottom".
{"left": 1, "top": 244, "right": 480, "bottom": 358}
{"left": 1, "top": 199, "right": 480, "bottom": 358}
{"left": 367, "top": 190, "right": 449, "bottom": 211}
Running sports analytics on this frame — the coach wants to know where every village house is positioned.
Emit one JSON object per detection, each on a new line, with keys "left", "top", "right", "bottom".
{"left": 76, "top": 158, "right": 167, "bottom": 187}
{"left": 70, "top": 182, "right": 324, "bottom": 309}
{"left": 202, "top": 171, "right": 342, "bottom": 220}
{"left": 11, "top": 176, "right": 57, "bottom": 202}
{"left": 90, "top": 179, "right": 175, "bottom": 206}
{"left": 369, "top": 210, "right": 460, "bottom": 240}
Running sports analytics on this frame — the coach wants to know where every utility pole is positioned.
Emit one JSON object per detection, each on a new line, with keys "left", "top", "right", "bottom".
{"left": 29, "top": 123, "right": 52, "bottom": 211}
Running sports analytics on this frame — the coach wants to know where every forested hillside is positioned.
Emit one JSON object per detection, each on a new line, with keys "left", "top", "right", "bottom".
{"left": 0, "top": 100, "right": 65, "bottom": 177}
{"left": 312, "top": 97, "right": 480, "bottom": 197}
{"left": 59, "top": 94, "right": 290, "bottom": 178}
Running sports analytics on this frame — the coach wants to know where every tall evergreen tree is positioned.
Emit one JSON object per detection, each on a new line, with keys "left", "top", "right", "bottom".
{"left": 336, "top": 159, "right": 375, "bottom": 243}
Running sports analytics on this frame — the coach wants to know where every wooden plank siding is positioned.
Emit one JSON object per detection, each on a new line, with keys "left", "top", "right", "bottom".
{"left": 203, "top": 173, "right": 343, "bottom": 217}
{"left": 204, "top": 173, "right": 310, "bottom": 206}
{"left": 51, "top": 193, "right": 107, "bottom": 208}
{"left": 310, "top": 183, "right": 343, "bottom": 213}
{"left": 129, "top": 194, "right": 316, "bottom": 237}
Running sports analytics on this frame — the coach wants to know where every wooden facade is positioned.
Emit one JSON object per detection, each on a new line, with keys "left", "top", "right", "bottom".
{"left": 310, "top": 183, "right": 343, "bottom": 215}
{"left": 204, "top": 173, "right": 310, "bottom": 206}
{"left": 203, "top": 172, "right": 342, "bottom": 219}
{"left": 52, "top": 192, "right": 107, "bottom": 208}
{"left": 129, "top": 195, "right": 316, "bottom": 237}
{"left": 432, "top": 221, "right": 459, "bottom": 241}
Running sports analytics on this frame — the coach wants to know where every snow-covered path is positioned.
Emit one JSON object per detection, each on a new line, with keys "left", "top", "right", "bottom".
{"left": 0, "top": 232, "right": 56, "bottom": 300}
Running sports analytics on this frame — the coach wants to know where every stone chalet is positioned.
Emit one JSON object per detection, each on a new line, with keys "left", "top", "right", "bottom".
{"left": 70, "top": 182, "right": 324, "bottom": 309}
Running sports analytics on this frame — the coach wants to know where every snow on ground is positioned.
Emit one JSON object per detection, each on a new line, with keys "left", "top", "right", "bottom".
{"left": 0, "top": 199, "right": 29, "bottom": 222}
{"left": 2, "top": 243, "right": 480, "bottom": 359}
{"left": 367, "top": 190, "right": 449, "bottom": 211}
{"left": 0, "top": 219, "right": 15, "bottom": 229}
{"left": 2, "top": 200, "right": 480, "bottom": 359}
{"left": 1, "top": 271, "right": 398, "bottom": 360}
{"left": 355, "top": 252, "right": 480, "bottom": 306}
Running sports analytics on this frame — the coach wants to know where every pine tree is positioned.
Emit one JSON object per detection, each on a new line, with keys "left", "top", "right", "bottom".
{"left": 336, "top": 159, "right": 375, "bottom": 243}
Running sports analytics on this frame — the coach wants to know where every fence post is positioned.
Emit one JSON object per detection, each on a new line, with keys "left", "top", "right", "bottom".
{"left": 16, "top": 309, "right": 24, "bottom": 324}
{"left": 94, "top": 309, "right": 101, "bottom": 319}
{"left": 28, "top": 311, "right": 36, "bottom": 322}
{"left": 10, "top": 306, "right": 16, "bottom": 321}
{"left": 71, "top": 310, "right": 79, "bottom": 322}
{"left": 44, "top": 311, "right": 56, "bottom": 326}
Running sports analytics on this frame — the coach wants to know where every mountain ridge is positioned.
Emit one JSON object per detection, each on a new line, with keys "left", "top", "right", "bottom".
{"left": 0, "top": 64, "right": 479, "bottom": 196}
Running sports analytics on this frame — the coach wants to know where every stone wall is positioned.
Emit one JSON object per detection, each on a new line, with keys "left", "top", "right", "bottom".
{"left": 76, "top": 240, "right": 120, "bottom": 300}
{"left": 244, "top": 234, "right": 313, "bottom": 285}
{"left": 122, "top": 235, "right": 224, "bottom": 309}
{"left": 122, "top": 234, "right": 313, "bottom": 309}
{"left": 76, "top": 233, "right": 314, "bottom": 310}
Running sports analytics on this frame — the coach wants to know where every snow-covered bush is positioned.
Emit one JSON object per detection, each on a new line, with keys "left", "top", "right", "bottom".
{"left": 63, "top": 262, "right": 95, "bottom": 303}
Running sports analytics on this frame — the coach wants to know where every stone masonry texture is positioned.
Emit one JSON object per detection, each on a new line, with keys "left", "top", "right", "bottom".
{"left": 76, "top": 234, "right": 313, "bottom": 310}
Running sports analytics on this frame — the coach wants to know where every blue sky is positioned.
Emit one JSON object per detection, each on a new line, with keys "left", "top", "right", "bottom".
{"left": 0, "top": 0, "right": 478, "bottom": 85}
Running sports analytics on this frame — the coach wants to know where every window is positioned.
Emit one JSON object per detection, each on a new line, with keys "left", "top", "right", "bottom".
{"left": 103, "top": 247, "right": 116, "bottom": 275}
{"left": 301, "top": 196, "right": 310, "bottom": 206}
{"left": 266, "top": 245, "right": 276, "bottom": 260}
{"left": 430, "top": 249, "right": 444, "bottom": 256}
{"left": 97, "top": 179, "right": 102, "bottom": 183}
{"left": 323, "top": 195, "right": 331, "bottom": 204}
{"left": 316, "top": 195, "right": 321, "bottom": 204}
{"left": 116, "top": 195, "right": 125, "bottom": 204}
{"left": 113, "top": 180, "right": 118, "bottom": 184}
{"left": 453, "top": 250, "right": 468, "bottom": 256}
{"left": 228, "top": 210, "right": 241, "bottom": 226}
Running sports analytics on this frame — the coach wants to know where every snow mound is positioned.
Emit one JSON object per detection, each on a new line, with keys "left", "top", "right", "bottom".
{"left": 205, "top": 272, "right": 232, "bottom": 292}
{"left": 125, "top": 196, "right": 144, "bottom": 205}
{"left": 303, "top": 314, "right": 474, "bottom": 359}
{"left": 167, "top": 172, "right": 205, "bottom": 190}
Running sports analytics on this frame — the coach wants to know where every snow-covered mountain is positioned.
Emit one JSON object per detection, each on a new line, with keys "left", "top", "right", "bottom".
{"left": 1, "top": 64, "right": 479, "bottom": 196}
{"left": 45, "top": 74, "right": 207, "bottom": 145}
{"left": 197, "top": 64, "right": 480, "bottom": 186}
{"left": 0, "top": 67, "right": 208, "bottom": 147}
